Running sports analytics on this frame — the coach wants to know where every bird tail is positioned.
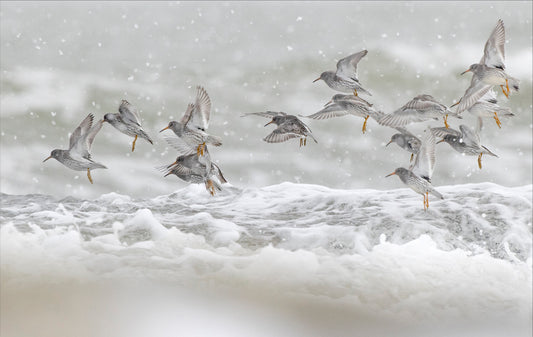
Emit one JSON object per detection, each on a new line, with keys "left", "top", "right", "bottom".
{"left": 308, "top": 132, "right": 318, "bottom": 143}
{"left": 207, "top": 135, "right": 223, "bottom": 146}
{"left": 509, "top": 77, "right": 520, "bottom": 93}
{"left": 212, "top": 163, "right": 228, "bottom": 184}
{"left": 482, "top": 146, "right": 498, "bottom": 157}
{"left": 139, "top": 129, "right": 154, "bottom": 145}
{"left": 430, "top": 189, "right": 444, "bottom": 200}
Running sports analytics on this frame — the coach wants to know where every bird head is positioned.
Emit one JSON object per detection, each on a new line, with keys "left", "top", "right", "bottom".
{"left": 103, "top": 113, "right": 116, "bottom": 123}
{"left": 43, "top": 149, "right": 60, "bottom": 162}
{"left": 160, "top": 121, "right": 177, "bottom": 132}
{"left": 461, "top": 63, "right": 480, "bottom": 75}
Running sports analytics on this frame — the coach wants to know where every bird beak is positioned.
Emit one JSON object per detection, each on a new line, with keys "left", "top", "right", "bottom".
{"left": 324, "top": 100, "right": 333, "bottom": 107}
{"left": 460, "top": 69, "right": 471, "bottom": 75}
{"left": 385, "top": 140, "right": 393, "bottom": 147}
{"left": 436, "top": 139, "right": 446, "bottom": 144}
{"left": 385, "top": 172, "right": 396, "bottom": 177}
{"left": 313, "top": 76, "right": 321, "bottom": 83}
{"left": 159, "top": 125, "right": 170, "bottom": 132}
{"left": 43, "top": 155, "right": 52, "bottom": 162}
{"left": 264, "top": 120, "right": 274, "bottom": 127}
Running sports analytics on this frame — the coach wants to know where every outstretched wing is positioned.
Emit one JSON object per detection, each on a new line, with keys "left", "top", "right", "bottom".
{"left": 430, "top": 126, "right": 461, "bottom": 139}
{"left": 241, "top": 111, "right": 287, "bottom": 118}
{"left": 335, "top": 50, "right": 368, "bottom": 81}
{"left": 118, "top": 100, "right": 141, "bottom": 126}
{"left": 302, "top": 103, "right": 351, "bottom": 120}
{"left": 70, "top": 114, "right": 104, "bottom": 160}
{"left": 480, "top": 19, "right": 505, "bottom": 70}
{"left": 190, "top": 86, "right": 212, "bottom": 130}
{"left": 69, "top": 113, "right": 93, "bottom": 150}
{"left": 402, "top": 95, "right": 443, "bottom": 111}
{"left": 163, "top": 135, "right": 196, "bottom": 156}
{"left": 263, "top": 123, "right": 302, "bottom": 143}
{"left": 180, "top": 103, "right": 195, "bottom": 125}
{"left": 412, "top": 126, "right": 436, "bottom": 181}
{"left": 453, "top": 76, "right": 492, "bottom": 115}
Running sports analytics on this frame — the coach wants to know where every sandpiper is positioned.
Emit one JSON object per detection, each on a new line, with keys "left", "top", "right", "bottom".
{"left": 432, "top": 124, "right": 498, "bottom": 169}
{"left": 313, "top": 50, "right": 372, "bottom": 96}
{"left": 242, "top": 111, "right": 317, "bottom": 146}
{"left": 379, "top": 94, "right": 459, "bottom": 129}
{"left": 385, "top": 127, "right": 421, "bottom": 162}
{"left": 301, "top": 94, "right": 377, "bottom": 133}
{"left": 103, "top": 99, "right": 153, "bottom": 152}
{"left": 160, "top": 149, "right": 226, "bottom": 196}
{"left": 160, "top": 86, "right": 222, "bottom": 156}
{"left": 451, "top": 19, "right": 519, "bottom": 114}
{"left": 43, "top": 113, "right": 106, "bottom": 184}
{"left": 386, "top": 127, "right": 443, "bottom": 210}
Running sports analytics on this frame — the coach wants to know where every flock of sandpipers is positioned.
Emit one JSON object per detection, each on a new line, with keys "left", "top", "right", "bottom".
{"left": 44, "top": 19, "right": 520, "bottom": 209}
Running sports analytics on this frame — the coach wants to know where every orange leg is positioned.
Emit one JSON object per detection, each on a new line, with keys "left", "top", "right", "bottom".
{"left": 304, "top": 138, "right": 307, "bottom": 146}
{"left": 206, "top": 180, "right": 215, "bottom": 196}
{"left": 353, "top": 89, "right": 359, "bottom": 96}
{"left": 501, "top": 85, "right": 509, "bottom": 98}
{"left": 87, "top": 168, "right": 93, "bottom": 184}
{"left": 362, "top": 115, "right": 370, "bottom": 134}
{"left": 410, "top": 153, "right": 414, "bottom": 162}
{"left": 443, "top": 114, "right": 449, "bottom": 129}
{"left": 477, "top": 153, "right": 483, "bottom": 169}
{"left": 493, "top": 112, "right": 502, "bottom": 128}
{"left": 505, "top": 78, "right": 510, "bottom": 96}
{"left": 131, "top": 135, "right": 138, "bottom": 152}
{"left": 197, "top": 143, "right": 206, "bottom": 156}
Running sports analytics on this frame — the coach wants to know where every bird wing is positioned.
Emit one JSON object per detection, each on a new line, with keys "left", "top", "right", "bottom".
{"left": 118, "top": 100, "right": 141, "bottom": 126}
{"left": 335, "top": 50, "right": 368, "bottom": 81}
{"left": 412, "top": 126, "right": 436, "bottom": 180}
{"left": 263, "top": 123, "right": 302, "bottom": 143}
{"left": 459, "top": 124, "right": 481, "bottom": 147}
{"left": 378, "top": 108, "right": 430, "bottom": 127}
{"left": 69, "top": 113, "right": 93, "bottom": 150}
{"left": 454, "top": 76, "right": 492, "bottom": 114}
{"left": 70, "top": 115, "right": 104, "bottom": 160}
{"left": 402, "top": 95, "right": 444, "bottom": 111}
{"left": 163, "top": 135, "right": 196, "bottom": 156}
{"left": 480, "top": 19, "right": 505, "bottom": 70}
{"left": 302, "top": 103, "right": 351, "bottom": 120}
{"left": 431, "top": 126, "right": 462, "bottom": 140}
{"left": 212, "top": 163, "right": 227, "bottom": 183}
{"left": 190, "top": 86, "right": 212, "bottom": 130}
{"left": 478, "top": 89, "right": 498, "bottom": 104}
{"left": 241, "top": 111, "right": 287, "bottom": 118}
{"left": 179, "top": 103, "right": 195, "bottom": 125}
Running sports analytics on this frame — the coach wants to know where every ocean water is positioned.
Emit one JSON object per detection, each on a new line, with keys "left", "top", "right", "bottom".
{"left": 1, "top": 2, "right": 532, "bottom": 337}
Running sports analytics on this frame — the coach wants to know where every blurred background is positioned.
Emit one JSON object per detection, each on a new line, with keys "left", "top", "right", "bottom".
{"left": 1, "top": 1, "right": 531, "bottom": 199}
